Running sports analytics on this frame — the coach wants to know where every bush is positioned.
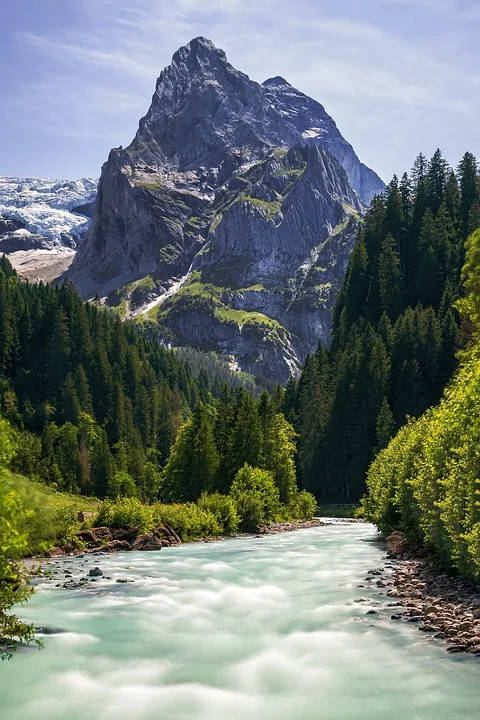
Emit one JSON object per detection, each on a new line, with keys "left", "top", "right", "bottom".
{"left": 95, "top": 497, "right": 154, "bottom": 533}
{"left": 0, "top": 471, "right": 37, "bottom": 657}
{"left": 291, "top": 490, "right": 318, "bottom": 520}
{"left": 229, "top": 464, "right": 280, "bottom": 532}
{"left": 152, "top": 503, "right": 222, "bottom": 540}
{"left": 197, "top": 493, "right": 240, "bottom": 535}
{"left": 363, "top": 337, "right": 480, "bottom": 578}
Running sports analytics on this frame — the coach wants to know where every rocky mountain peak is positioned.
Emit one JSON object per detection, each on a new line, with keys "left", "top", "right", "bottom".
{"left": 170, "top": 36, "right": 228, "bottom": 67}
{"left": 68, "top": 38, "right": 385, "bottom": 381}
{"left": 263, "top": 76, "right": 293, "bottom": 89}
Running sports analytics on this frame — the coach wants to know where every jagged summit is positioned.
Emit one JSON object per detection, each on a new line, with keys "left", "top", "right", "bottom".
{"left": 171, "top": 36, "right": 227, "bottom": 63}
{"left": 263, "top": 76, "right": 292, "bottom": 88}
{"left": 67, "top": 38, "right": 384, "bottom": 381}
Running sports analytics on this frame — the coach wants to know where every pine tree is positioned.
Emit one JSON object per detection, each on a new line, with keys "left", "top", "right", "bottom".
{"left": 375, "top": 397, "right": 394, "bottom": 452}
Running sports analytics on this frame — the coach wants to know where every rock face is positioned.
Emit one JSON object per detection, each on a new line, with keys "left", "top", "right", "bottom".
{"left": 262, "top": 76, "right": 383, "bottom": 204}
{"left": 69, "top": 37, "right": 384, "bottom": 381}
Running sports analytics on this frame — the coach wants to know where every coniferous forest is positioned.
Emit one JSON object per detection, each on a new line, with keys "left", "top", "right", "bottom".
{"left": 364, "top": 227, "right": 480, "bottom": 579}
{"left": 288, "top": 150, "right": 480, "bottom": 503}
{"left": 0, "top": 257, "right": 298, "bottom": 507}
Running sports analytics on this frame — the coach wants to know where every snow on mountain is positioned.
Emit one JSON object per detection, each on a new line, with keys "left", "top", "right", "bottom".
{"left": 0, "top": 177, "right": 97, "bottom": 249}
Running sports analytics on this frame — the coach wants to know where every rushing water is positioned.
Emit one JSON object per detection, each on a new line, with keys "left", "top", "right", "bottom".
{"left": 1, "top": 522, "right": 479, "bottom": 720}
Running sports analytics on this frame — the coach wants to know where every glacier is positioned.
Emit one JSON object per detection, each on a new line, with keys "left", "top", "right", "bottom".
{"left": 0, "top": 176, "right": 97, "bottom": 249}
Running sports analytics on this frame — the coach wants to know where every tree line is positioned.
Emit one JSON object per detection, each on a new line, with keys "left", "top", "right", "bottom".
{"left": 364, "top": 228, "right": 480, "bottom": 579}
{"left": 287, "top": 150, "right": 480, "bottom": 502}
{"left": 0, "top": 259, "right": 295, "bottom": 503}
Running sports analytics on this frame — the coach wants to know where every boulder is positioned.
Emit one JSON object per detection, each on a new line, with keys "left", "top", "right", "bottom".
{"left": 158, "top": 523, "right": 181, "bottom": 545}
{"left": 90, "top": 527, "right": 112, "bottom": 540}
{"left": 76, "top": 529, "right": 98, "bottom": 544}
{"left": 131, "top": 533, "right": 164, "bottom": 551}
{"left": 89, "top": 567, "right": 103, "bottom": 577}
{"left": 46, "top": 547, "right": 64, "bottom": 558}
{"left": 387, "top": 531, "right": 409, "bottom": 556}
{"left": 105, "top": 540, "right": 132, "bottom": 552}
{"left": 111, "top": 525, "right": 139, "bottom": 544}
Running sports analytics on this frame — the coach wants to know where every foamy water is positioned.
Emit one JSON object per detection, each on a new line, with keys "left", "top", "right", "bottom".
{"left": 1, "top": 523, "right": 479, "bottom": 719}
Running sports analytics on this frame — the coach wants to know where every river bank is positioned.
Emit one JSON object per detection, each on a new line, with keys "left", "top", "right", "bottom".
{"left": 4, "top": 522, "right": 479, "bottom": 720}
{"left": 361, "top": 533, "right": 480, "bottom": 656}
{"left": 24, "top": 517, "right": 328, "bottom": 580}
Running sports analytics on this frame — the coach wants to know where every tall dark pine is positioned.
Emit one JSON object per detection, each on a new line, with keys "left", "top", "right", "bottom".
{"left": 295, "top": 150, "right": 480, "bottom": 503}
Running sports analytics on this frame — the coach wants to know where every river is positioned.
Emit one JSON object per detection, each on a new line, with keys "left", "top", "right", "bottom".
{"left": 1, "top": 522, "right": 479, "bottom": 719}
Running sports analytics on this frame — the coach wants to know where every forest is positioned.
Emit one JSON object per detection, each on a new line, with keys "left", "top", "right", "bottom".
{"left": 288, "top": 150, "right": 480, "bottom": 503}
{"left": 2, "top": 148, "right": 480, "bottom": 653}
{"left": 0, "top": 257, "right": 299, "bottom": 507}
{"left": 364, "top": 227, "right": 480, "bottom": 579}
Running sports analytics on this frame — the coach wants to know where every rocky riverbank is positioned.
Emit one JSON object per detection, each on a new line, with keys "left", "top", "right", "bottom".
{"left": 26, "top": 517, "right": 328, "bottom": 569}
{"left": 257, "top": 518, "right": 326, "bottom": 534}
{"left": 362, "top": 532, "right": 480, "bottom": 657}
{"left": 25, "top": 517, "right": 330, "bottom": 592}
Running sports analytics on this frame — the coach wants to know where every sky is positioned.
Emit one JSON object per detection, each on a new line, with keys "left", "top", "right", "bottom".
{"left": 1, "top": 0, "right": 479, "bottom": 182}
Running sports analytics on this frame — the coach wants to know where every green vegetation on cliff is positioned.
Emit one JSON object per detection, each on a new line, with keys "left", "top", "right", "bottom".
{"left": 364, "top": 228, "right": 480, "bottom": 579}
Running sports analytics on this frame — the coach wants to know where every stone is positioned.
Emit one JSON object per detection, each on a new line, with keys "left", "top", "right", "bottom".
{"left": 90, "top": 527, "right": 112, "bottom": 540}
{"left": 457, "top": 621, "right": 474, "bottom": 632}
{"left": 77, "top": 511, "right": 95, "bottom": 524}
{"left": 131, "top": 533, "right": 164, "bottom": 552}
{"left": 88, "top": 567, "right": 103, "bottom": 577}
{"left": 446, "top": 644, "right": 467, "bottom": 653}
{"left": 111, "top": 526, "right": 139, "bottom": 544}
{"left": 46, "top": 547, "right": 64, "bottom": 558}
{"left": 387, "top": 531, "right": 409, "bottom": 556}
{"left": 75, "top": 529, "right": 98, "bottom": 544}
{"left": 160, "top": 523, "right": 181, "bottom": 545}
{"left": 104, "top": 540, "right": 132, "bottom": 552}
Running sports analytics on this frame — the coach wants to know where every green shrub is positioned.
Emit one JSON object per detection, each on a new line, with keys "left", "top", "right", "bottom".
{"left": 152, "top": 503, "right": 221, "bottom": 540}
{"left": 0, "top": 470, "right": 37, "bottom": 657}
{"left": 95, "top": 497, "right": 154, "bottom": 533}
{"left": 230, "top": 464, "right": 280, "bottom": 532}
{"left": 291, "top": 490, "right": 318, "bottom": 520}
{"left": 197, "top": 492, "right": 240, "bottom": 534}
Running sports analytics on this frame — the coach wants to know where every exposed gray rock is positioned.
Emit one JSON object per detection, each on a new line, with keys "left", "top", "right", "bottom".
{"left": 68, "top": 37, "right": 384, "bottom": 381}
{"left": 88, "top": 567, "right": 103, "bottom": 577}
{"left": 262, "top": 76, "right": 384, "bottom": 204}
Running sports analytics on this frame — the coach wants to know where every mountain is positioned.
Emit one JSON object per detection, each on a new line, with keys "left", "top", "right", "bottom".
{"left": 0, "top": 177, "right": 96, "bottom": 252}
{"left": 68, "top": 37, "right": 384, "bottom": 381}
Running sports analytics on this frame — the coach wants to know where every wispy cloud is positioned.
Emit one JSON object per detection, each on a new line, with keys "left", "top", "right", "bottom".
{"left": 3, "top": 0, "right": 480, "bottom": 178}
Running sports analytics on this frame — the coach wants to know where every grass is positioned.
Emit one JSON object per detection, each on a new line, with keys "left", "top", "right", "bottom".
{"left": 317, "top": 506, "right": 360, "bottom": 519}
{"left": 5, "top": 472, "right": 100, "bottom": 556}
{"left": 210, "top": 213, "right": 223, "bottom": 232}
{"left": 240, "top": 195, "right": 282, "bottom": 220}
{"left": 214, "top": 306, "right": 283, "bottom": 331}
{"left": 273, "top": 165, "right": 306, "bottom": 178}
{"left": 135, "top": 180, "right": 163, "bottom": 191}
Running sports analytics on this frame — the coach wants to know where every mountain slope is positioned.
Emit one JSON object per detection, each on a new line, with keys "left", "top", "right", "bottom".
{"left": 68, "top": 37, "right": 383, "bottom": 381}
{"left": 262, "top": 76, "right": 383, "bottom": 204}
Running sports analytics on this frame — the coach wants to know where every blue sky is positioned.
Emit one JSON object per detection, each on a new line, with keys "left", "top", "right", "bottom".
{"left": 1, "top": 0, "right": 479, "bottom": 182}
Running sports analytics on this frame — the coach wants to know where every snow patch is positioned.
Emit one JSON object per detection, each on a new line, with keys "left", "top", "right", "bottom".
{"left": 0, "top": 176, "right": 97, "bottom": 247}
{"left": 301, "top": 127, "right": 326, "bottom": 140}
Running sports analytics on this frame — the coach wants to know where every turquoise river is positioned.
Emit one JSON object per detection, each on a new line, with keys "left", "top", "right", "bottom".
{"left": 1, "top": 522, "right": 479, "bottom": 719}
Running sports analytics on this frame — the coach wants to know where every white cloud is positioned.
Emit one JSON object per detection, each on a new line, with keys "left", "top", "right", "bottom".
{"left": 6, "top": 0, "right": 480, "bottom": 179}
